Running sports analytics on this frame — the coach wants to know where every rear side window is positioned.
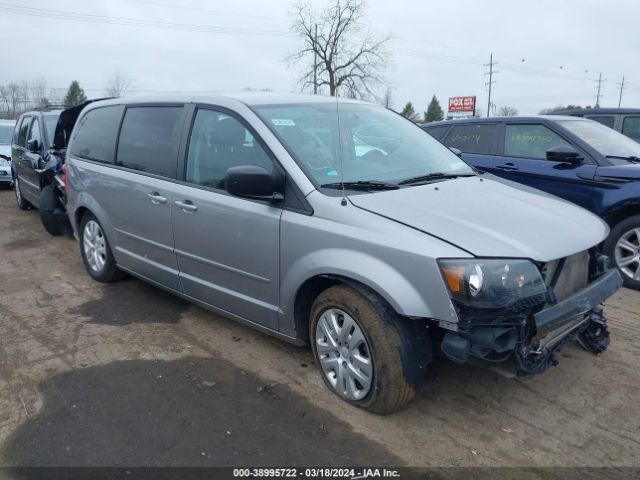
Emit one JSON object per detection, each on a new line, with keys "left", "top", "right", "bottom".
{"left": 444, "top": 124, "right": 498, "bottom": 154}
{"left": 70, "top": 106, "right": 122, "bottom": 163}
{"left": 622, "top": 116, "right": 640, "bottom": 140}
{"left": 424, "top": 125, "right": 449, "bottom": 141}
{"left": 116, "top": 106, "right": 183, "bottom": 178}
{"left": 585, "top": 115, "right": 615, "bottom": 129}
{"left": 504, "top": 124, "right": 571, "bottom": 160}
{"left": 17, "top": 116, "right": 32, "bottom": 148}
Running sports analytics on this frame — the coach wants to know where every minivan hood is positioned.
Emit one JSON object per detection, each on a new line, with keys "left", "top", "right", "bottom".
{"left": 348, "top": 176, "right": 608, "bottom": 262}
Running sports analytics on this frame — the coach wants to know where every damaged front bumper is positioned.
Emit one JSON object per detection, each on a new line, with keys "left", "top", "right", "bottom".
{"left": 439, "top": 265, "right": 623, "bottom": 376}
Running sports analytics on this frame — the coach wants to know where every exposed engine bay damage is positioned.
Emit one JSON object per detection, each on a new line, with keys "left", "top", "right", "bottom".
{"left": 438, "top": 251, "right": 622, "bottom": 377}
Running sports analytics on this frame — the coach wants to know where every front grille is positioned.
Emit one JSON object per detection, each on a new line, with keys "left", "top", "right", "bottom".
{"left": 542, "top": 251, "right": 590, "bottom": 302}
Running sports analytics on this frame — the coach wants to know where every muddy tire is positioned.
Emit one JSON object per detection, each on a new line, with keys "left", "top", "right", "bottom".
{"left": 309, "top": 284, "right": 419, "bottom": 414}
{"left": 79, "top": 212, "right": 125, "bottom": 283}
{"left": 604, "top": 215, "right": 640, "bottom": 290}
{"left": 39, "top": 185, "right": 63, "bottom": 236}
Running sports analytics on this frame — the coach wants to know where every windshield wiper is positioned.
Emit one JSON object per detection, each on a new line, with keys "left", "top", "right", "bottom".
{"left": 605, "top": 155, "right": 640, "bottom": 163}
{"left": 398, "top": 172, "right": 475, "bottom": 185}
{"left": 320, "top": 180, "right": 399, "bottom": 191}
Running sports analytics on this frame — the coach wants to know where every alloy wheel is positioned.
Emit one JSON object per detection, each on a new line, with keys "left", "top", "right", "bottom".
{"left": 315, "top": 308, "right": 373, "bottom": 401}
{"left": 615, "top": 227, "right": 640, "bottom": 282}
{"left": 83, "top": 220, "right": 107, "bottom": 273}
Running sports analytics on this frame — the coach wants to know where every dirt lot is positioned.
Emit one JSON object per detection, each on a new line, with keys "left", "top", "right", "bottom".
{"left": 0, "top": 188, "right": 639, "bottom": 470}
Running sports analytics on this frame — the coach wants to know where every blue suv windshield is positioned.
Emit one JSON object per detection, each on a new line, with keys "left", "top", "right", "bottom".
{"left": 557, "top": 119, "right": 640, "bottom": 159}
{"left": 253, "top": 102, "right": 474, "bottom": 187}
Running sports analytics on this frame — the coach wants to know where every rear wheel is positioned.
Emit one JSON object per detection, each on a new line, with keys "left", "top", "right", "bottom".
{"left": 14, "top": 175, "right": 30, "bottom": 210}
{"left": 79, "top": 213, "right": 125, "bottom": 282}
{"left": 309, "top": 284, "right": 417, "bottom": 414}
{"left": 604, "top": 215, "right": 640, "bottom": 290}
{"left": 39, "top": 185, "right": 63, "bottom": 236}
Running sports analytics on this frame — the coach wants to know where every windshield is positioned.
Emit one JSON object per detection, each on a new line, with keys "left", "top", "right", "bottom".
{"left": 557, "top": 119, "right": 640, "bottom": 159}
{"left": 43, "top": 114, "right": 60, "bottom": 148}
{"left": 253, "top": 102, "right": 474, "bottom": 188}
{"left": 0, "top": 124, "right": 13, "bottom": 144}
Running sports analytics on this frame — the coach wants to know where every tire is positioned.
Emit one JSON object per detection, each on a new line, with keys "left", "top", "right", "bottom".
{"left": 309, "top": 284, "right": 418, "bottom": 414}
{"left": 14, "top": 175, "right": 30, "bottom": 210}
{"left": 79, "top": 213, "right": 125, "bottom": 283}
{"left": 39, "top": 185, "right": 63, "bottom": 236}
{"left": 604, "top": 215, "right": 640, "bottom": 290}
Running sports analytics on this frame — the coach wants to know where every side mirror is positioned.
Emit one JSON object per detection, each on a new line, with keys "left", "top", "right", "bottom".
{"left": 449, "top": 147, "right": 463, "bottom": 157}
{"left": 546, "top": 146, "right": 583, "bottom": 164}
{"left": 27, "top": 139, "right": 40, "bottom": 153}
{"left": 225, "top": 165, "right": 283, "bottom": 202}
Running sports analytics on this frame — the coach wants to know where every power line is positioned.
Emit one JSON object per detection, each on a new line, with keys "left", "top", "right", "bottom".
{"left": 123, "top": 0, "right": 288, "bottom": 22}
{"left": 484, "top": 53, "right": 498, "bottom": 118}
{"left": 0, "top": 3, "right": 295, "bottom": 37}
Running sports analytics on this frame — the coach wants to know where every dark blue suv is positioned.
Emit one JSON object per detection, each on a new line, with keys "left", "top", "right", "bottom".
{"left": 422, "top": 116, "right": 640, "bottom": 290}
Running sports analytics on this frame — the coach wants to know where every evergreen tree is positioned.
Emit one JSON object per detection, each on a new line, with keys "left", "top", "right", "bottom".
{"left": 400, "top": 102, "right": 419, "bottom": 122}
{"left": 64, "top": 81, "right": 87, "bottom": 107}
{"left": 423, "top": 95, "right": 444, "bottom": 122}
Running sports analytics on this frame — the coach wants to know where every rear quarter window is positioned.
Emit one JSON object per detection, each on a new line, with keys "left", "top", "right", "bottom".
{"left": 444, "top": 124, "right": 498, "bottom": 154}
{"left": 423, "top": 125, "right": 449, "bottom": 141}
{"left": 585, "top": 115, "right": 615, "bottom": 129}
{"left": 69, "top": 106, "right": 123, "bottom": 163}
{"left": 622, "top": 116, "right": 640, "bottom": 141}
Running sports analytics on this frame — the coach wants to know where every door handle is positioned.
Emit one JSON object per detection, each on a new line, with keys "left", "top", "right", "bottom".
{"left": 495, "top": 163, "right": 519, "bottom": 171}
{"left": 147, "top": 192, "right": 168, "bottom": 204}
{"left": 174, "top": 200, "right": 198, "bottom": 213}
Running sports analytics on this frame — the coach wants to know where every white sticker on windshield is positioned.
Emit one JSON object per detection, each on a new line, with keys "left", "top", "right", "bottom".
{"left": 272, "top": 119, "right": 296, "bottom": 126}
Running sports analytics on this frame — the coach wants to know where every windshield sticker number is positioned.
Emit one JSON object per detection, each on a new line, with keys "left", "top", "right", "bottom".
{"left": 272, "top": 119, "right": 296, "bottom": 126}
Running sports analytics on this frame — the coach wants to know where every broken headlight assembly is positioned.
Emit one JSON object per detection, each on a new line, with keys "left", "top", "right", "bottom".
{"left": 438, "top": 259, "right": 547, "bottom": 309}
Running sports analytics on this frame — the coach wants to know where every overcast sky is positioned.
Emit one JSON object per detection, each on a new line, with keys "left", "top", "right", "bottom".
{"left": 2, "top": 0, "right": 639, "bottom": 115}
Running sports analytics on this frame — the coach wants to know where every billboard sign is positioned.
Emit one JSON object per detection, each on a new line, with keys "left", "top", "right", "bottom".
{"left": 448, "top": 96, "right": 476, "bottom": 114}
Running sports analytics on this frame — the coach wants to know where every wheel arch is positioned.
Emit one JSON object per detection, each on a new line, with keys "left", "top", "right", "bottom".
{"left": 601, "top": 199, "right": 640, "bottom": 230}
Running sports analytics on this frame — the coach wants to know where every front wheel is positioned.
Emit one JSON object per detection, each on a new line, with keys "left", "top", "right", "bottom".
{"left": 309, "top": 285, "right": 418, "bottom": 414}
{"left": 604, "top": 215, "right": 640, "bottom": 290}
{"left": 79, "top": 213, "right": 125, "bottom": 283}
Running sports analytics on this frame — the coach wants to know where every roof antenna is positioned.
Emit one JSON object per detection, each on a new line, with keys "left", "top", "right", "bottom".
{"left": 335, "top": 82, "right": 347, "bottom": 206}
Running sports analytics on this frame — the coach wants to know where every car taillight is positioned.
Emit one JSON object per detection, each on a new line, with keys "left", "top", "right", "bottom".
{"left": 61, "top": 164, "right": 67, "bottom": 192}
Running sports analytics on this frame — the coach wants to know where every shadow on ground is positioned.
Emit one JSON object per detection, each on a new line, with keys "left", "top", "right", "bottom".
{"left": 0, "top": 356, "right": 401, "bottom": 468}
{"left": 69, "top": 279, "right": 189, "bottom": 326}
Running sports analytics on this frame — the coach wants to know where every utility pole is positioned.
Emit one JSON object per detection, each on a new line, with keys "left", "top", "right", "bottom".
{"left": 594, "top": 73, "right": 605, "bottom": 108}
{"left": 617, "top": 76, "right": 627, "bottom": 108}
{"left": 484, "top": 53, "right": 498, "bottom": 118}
{"left": 313, "top": 23, "right": 318, "bottom": 95}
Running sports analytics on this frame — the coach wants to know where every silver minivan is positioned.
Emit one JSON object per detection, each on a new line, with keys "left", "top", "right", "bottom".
{"left": 66, "top": 94, "right": 622, "bottom": 413}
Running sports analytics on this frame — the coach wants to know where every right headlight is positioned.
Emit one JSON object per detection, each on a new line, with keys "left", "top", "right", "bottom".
{"left": 438, "top": 258, "right": 547, "bottom": 309}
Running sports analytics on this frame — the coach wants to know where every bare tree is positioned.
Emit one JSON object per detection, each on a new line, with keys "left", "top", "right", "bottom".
{"left": 31, "top": 77, "right": 49, "bottom": 108}
{"left": 498, "top": 105, "right": 518, "bottom": 116}
{"left": 105, "top": 71, "right": 134, "bottom": 97}
{"left": 289, "top": 0, "right": 390, "bottom": 99}
{"left": 2, "top": 83, "right": 24, "bottom": 118}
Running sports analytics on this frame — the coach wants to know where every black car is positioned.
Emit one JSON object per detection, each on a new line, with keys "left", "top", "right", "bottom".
{"left": 421, "top": 116, "right": 640, "bottom": 290}
{"left": 550, "top": 108, "right": 640, "bottom": 143}
{"left": 11, "top": 101, "right": 98, "bottom": 236}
